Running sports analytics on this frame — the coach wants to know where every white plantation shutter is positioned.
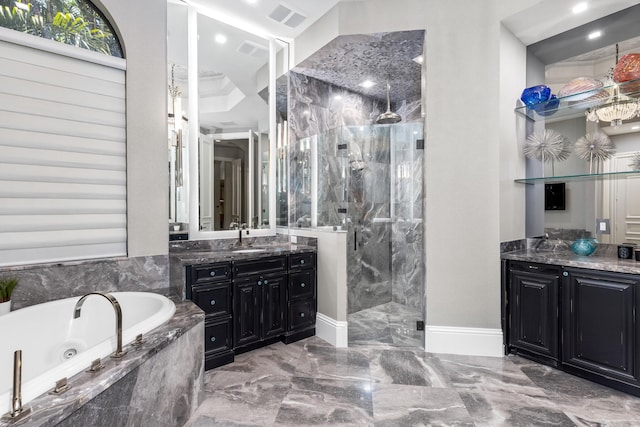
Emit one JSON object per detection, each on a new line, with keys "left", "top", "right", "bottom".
{"left": 0, "top": 30, "right": 127, "bottom": 267}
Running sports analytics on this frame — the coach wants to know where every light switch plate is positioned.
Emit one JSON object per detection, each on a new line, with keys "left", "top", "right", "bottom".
{"left": 596, "top": 218, "right": 610, "bottom": 234}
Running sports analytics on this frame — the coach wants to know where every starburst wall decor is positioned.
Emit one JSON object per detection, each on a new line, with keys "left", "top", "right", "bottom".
{"left": 574, "top": 132, "right": 616, "bottom": 174}
{"left": 524, "top": 129, "right": 572, "bottom": 177}
{"left": 630, "top": 152, "right": 640, "bottom": 171}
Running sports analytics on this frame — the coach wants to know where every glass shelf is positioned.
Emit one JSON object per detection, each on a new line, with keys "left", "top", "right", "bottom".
{"left": 514, "top": 170, "right": 640, "bottom": 184}
{"left": 514, "top": 78, "right": 640, "bottom": 122}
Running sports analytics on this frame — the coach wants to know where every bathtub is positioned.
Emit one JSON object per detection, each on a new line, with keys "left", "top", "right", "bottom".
{"left": 0, "top": 292, "right": 175, "bottom": 415}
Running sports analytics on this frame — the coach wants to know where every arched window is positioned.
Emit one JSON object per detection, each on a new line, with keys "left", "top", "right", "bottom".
{"left": 0, "top": 0, "right": 122, "bottom": 57}
{"left": 0, "top": 0, "right": 127, "bottom": 266}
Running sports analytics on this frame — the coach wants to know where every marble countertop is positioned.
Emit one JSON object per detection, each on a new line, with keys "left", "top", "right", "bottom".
{"left": 502, "top": 249, "right": 640, "bottom": 275}
{"left": 169, "top": 243, "right": 316, "bottom": 265}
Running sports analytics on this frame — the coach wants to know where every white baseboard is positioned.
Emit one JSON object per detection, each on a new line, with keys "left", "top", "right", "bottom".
{"left": 425, "top": 325, "right": 503, "bottom": 357}
{"left": 315, "top": 313, "right": 348, "bottom": 348}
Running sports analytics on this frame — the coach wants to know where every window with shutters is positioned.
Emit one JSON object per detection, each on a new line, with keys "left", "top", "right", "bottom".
{"left": 0, "top": 0, "right": 126, "bottom": 267}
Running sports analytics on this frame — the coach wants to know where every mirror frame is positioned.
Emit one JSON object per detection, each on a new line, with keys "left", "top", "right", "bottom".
{"left": 184, "top": 4, "right": 284, "bottom": 240}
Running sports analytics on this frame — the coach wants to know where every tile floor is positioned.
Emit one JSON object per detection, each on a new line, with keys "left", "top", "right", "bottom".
{"left": 184, "top": 336, "right": 640, "bottom": 426}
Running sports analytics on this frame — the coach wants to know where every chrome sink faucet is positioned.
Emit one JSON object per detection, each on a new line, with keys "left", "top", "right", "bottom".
{"left": 73, "top": 292, "right": 127, "bottom": 359}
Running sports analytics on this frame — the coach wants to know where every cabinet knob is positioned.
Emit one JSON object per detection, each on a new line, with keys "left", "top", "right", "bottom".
{"left": 301, "top": 283, "right": 306, "bottom": 288}
{"left": 300, "top": 313, "right": 305, "bottom": 318}
{"left": 264, "top": 279, "right": 269, "bottom": 284}
{"left": 210, "top": 299, "right": 216, "bottom": 306}
{"left": 258, "top": 280, "right": 263, "bottom": 286}
{"left": 563, "top": 271, "right": 569, "bottom": 277}
{"left": 209, "top": 271, "right": 216, "bottom": 277}
{"left": 300, "top": 260, "right": 305, "bottom": 264}
{"left": 210, "top": 337, "right": 216, "bottom": 343}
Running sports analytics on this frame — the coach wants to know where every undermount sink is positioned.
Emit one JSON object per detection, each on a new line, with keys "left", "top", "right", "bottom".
{"left": 232, "top": 248, "right": 267, "bottom": 254}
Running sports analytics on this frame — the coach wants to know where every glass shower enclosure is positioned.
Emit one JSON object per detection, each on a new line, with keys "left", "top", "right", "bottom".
{"left": 286, "top": 122, "right": 425, "bottom": 349}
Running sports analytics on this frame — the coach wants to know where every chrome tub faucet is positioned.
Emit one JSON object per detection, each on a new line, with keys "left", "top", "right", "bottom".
{"left": 73, "top": 292, "right": 127, "bottom": 359}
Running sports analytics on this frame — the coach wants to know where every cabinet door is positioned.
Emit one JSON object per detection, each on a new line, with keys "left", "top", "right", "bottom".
{"left": 509, "top": 268, "right": 559, "bottom": 360}
{"left": 234, "top": 280, "right": 260, "bottom": 347}
{"left": 261, "top": 274, "right": 287, "bottom": 339}
{"left": 563, "top": 268, "right": 640, "bottom": 384}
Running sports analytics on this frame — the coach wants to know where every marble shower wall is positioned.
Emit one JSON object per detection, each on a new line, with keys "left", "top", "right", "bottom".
{"left": 287, "top": 32, "right": 424, "bottom": 319}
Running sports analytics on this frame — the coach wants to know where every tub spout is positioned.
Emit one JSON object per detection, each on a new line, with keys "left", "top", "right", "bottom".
{"left": 4, "top": 350, "right": 30, "bottom": 419}
{"left": 73, "top": 292, "right": 127, "bottom": 359}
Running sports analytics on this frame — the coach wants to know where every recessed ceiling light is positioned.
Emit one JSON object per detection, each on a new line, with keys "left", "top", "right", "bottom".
{"left": 588, "top": 30, "right": 602, "bottom": 40}
{"left": 572, "top": 2, "right": 588, "bottom": 14}
{"left": 413, "top": 55, "right": 423, "bottom": 64}
{"left": 215, "top": 34, "right": 227, "bottom": 44}
{"left": 334, "top": 95, "right": 342, "bottom": 100}
{"left": 359, "top": 80, "right": 376, "bottom": 88}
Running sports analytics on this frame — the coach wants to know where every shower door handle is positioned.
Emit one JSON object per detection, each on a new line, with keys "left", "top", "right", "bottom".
{"left": 354, "top": 230, "right": 357, "bottom": 251}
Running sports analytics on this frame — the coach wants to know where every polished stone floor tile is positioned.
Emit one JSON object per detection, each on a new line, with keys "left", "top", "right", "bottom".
{"left": 196, "top": 371, "right": 291, "bottom": 426}
{"left": 185, "top": 338, "right": 640, "bottom": 427}
{"left": 348, "top": 302, "right": 423, "bottom": 349}
{"left": 274, "top": 377, "right": 374, "bottom": 426}
{"left": 459, "top": 389, "right": 575, "bottom": 427}
{"left": 437, "top": 353, "right": 546, "bottom": 395}
{"left": 370, "top": 349, "right": 449, "bottom": 387}
{"left": 373, "top": 384, "right": 474, "bottom": 426}
{"left": 294, "top": 342, "right": 372, "bottom": 382}
{"left": 215, "top": 340, "right": 305, "bottom": 377}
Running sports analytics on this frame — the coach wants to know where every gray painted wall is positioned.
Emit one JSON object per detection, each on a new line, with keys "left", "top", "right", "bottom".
{"left": 96, "top": 0, "right": 168, "bottom": 258}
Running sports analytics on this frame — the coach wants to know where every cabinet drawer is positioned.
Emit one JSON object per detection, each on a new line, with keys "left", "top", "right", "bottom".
{"left": 289, "top": 252, "right": 316, "bottom": 270}
{"left": 289, "top": 270, "right": 315, "bottom": 300}
{"left": 288, "top": 299, "right": 316, "bottom": 330}
{"left": 234, "top": 256, "right": 287, "bottom": 277}
{"left": 191, "top": 282, "right": 232, "bottom": 317}
{"left": 509, "top": 261, "right": 560, "bottom": 277}
{"left": 188, "top": 262, "right": 232, "bottom": 285}
{"left": 205, "top": 318, "right": 233, "bottom": 354}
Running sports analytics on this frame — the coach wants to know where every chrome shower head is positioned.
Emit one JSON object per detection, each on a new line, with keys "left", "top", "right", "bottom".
{"left": 376, "top": 80, "right": 401, "bottom": 124}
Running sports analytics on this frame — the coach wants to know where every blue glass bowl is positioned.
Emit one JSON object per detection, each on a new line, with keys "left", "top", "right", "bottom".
{"left": 571, "top": 238, "right": 598, "bottom": 256}
{"left": 533, "top": 94, "right": 559, "bottom": 116}
{"left": 520, "top": 85, "right": 551, "bottom": 107}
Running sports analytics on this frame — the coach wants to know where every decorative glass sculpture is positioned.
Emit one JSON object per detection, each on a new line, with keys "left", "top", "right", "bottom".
{"left": 533, "top": 94, "right": 559, "bottom": 116}
{"left": 520, "top": 85, "right": 551, "bottom": 107}
{"left": 571, "top": 238, "right": 598, "bottom": 256}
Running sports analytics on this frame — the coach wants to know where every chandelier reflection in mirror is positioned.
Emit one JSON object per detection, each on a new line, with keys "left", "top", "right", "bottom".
{"left": 585, "top": 84, "right": 640, "bottom": 127}
{"left": 585, "top": 44, "right": 640, "bottom": 127}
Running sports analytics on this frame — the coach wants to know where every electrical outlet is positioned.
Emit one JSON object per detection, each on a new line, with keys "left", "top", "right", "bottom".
{"left": 416, "top": 320, "right": 424, "bottom": 331}
{"left": 290, "top": 235, "right": 297, "bottom": 244}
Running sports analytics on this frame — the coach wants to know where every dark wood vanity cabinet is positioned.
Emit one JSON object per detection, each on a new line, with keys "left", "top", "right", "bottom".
{"left": 505, "top": 260, "right": 640, "bottom": 396}
{"left": 508, "top": 261, "right": 560, "bottom": 364}
{"left": 186, "top": 262, "right": 234, "bottom": 370}
{"left": 562, "top": 268, "right": 640, "bottom": 391}
{"left": 186, "top": 251, "right": 317, "bottom": 370}
{"left": 284, "top": 252, "right": 317, "bottom": 343}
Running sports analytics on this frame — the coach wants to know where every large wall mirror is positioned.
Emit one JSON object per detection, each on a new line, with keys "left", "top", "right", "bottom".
{"left": 526, "top": 20, "right": 640, "bottom": 245}
{"left": 167, "top": 1, "right": 284, "bottom": 238}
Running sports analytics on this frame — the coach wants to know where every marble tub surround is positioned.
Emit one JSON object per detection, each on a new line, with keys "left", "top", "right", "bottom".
{"left": 501, "top": 243, "right": 640, "bottom": 275}
{"left": 184, "top": 336, "right": 640, "bottom": 426}
{"left": 1, "top": 255, "right": 169, "bottom": 310}
{"left": 1, "top": 297, "right": 204, "bottom": 427}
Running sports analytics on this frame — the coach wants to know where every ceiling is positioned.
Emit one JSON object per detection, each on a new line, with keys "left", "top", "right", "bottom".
{"left": 187, "top": 0, "right": 341, "bottom": 39}
{"left": 292, "top": 31, "right": 424, "bottom": 104}
{"left": 169, "top": 1, "right": 640, "bottom": 131}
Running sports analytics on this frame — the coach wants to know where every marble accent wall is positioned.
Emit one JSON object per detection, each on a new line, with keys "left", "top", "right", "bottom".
{"left": 0, "top": 255, "right": 170, "bottom": 310}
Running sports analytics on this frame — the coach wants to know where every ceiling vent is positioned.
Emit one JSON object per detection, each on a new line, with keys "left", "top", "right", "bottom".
{"left": 268, "top": 3, "right": 306, "bottom": 28}
{"left": 236, "top": 40, "right": 268, "bottom": 58}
